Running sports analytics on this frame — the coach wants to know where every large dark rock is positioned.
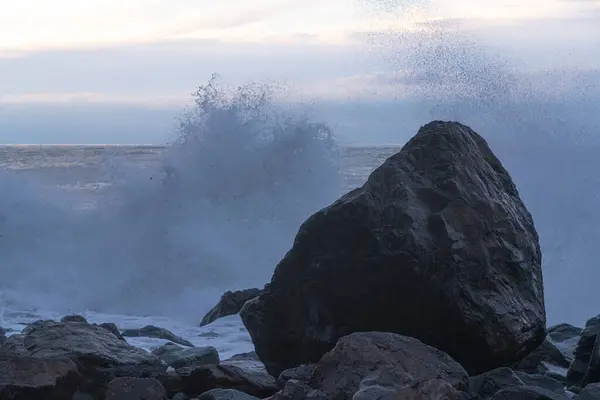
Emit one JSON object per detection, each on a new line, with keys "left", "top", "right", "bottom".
{"left": 567, "top": 315, "right": 600, "bottom": 388}
{"left": 201, "top": 289, "right": 262, "bottom": 326}
{"left": 0, "top": 320, "right": 165, "bottom": 398}
{"left": 0, "top": 355, "right": 81, "bottom": 399}
{"left": 241, "top": 120, "right": 546, "bottom": 376}
{"left": 0, "top": 327, "right": 5, "bottom": 346}
{"left": 122, "top": 325, "right": 194, "bottom": 347}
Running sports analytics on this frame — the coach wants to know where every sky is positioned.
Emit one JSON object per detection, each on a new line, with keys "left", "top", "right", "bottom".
{"left": 0, "top": 0, "right": 599, "bottom": 144}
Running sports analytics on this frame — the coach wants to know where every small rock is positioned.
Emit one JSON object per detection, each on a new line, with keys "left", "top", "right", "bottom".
{"left": 277, "top": 364, "right": 316, "bottom": 388}
{"left": 61, "top": 315, "right": 88, "bottom": 323}
{"left": 152, "top": 342, "right": 219, "bottom": 369}
{"left": 0, "top": 355, "right": 81, "bottom": 399}
{"left": 574, "top": 383, "right": 600, "bottom": 399}
{"left": 172, "top": 392, "right": 192, "bottom": 400}
{"left": 197, "top": 388, "right": 260, "bottom": 400}
{"left": 177, "top": 363, "right": 277, "bottom": 398}
{"left": 489, "top": 385, "right": 566, "bottom": 400}
{"left": 122, "top": 325, "right": 194, "bottom": 347}
{"left": 200, "top": 289, "right": 262, "bottom": 327}
{"left": 469, "top": 368, "right": 567, "bottom": 399}
{"left": 105, "top": 377, "right": 167, "bottom": 400}
{"left": 97, "top": 322, "right": 126, "bottom": 341}
{"left": 567, "top": 315, "right": 600, "bottom": 387}
{"left": 269, "top": 380, "right": 327, "bottom": 400}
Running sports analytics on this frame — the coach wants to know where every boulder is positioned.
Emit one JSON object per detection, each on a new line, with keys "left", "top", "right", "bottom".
{"left": 122, "top": 325, "right": 194, "bottom": 347}
{"left": 152, "top": 342, "right": 219, "bottom": 369}
{"left": 176, "top": 363, "right": 278, "bottom": 398}
{"left": 277, "top": 364, "right": 316, "bottom": 388}
{"left": 0, "top": 355, "right": 81, "bottom": 399}
{"left": 0, "top": 327, "right": 5, "bottom": 345}
{"left": 200, "top": 289, "right": 262, "bottom": 326}
{"left": 307, "top": 332, "right": 468, "bottom": 399}
{"left": 567, "top": 315, "right": 600, "bottom": 388}
{"left": 61, "top": 314, "right": 89, "bottom": 323}
{"left": 97, "top": 322, "right": 126, "bottom": 341}
{"left": 105, "top": 377, "right": 167, "bottom": 400}
{"left": 574, "top": 383, "right": 600, "bottom": 400}
{"left": 241, "top": 120, "right": 546, "bottom": 376}
{"left": 197, "top": 388, "right": 260, "bottom": 400}
{"left": 489, "top": 386, "right": 567, "bottom": 400}
{"left": 0, "top": 319, "right": 165, "bottom": 397}
{"left": 468, "top": 368, "right": 566, "bottom": 399}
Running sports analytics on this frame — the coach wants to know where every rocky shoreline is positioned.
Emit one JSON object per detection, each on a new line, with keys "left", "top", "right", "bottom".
{"left": 2, "top": 121, "right": 598, "bottom": 399}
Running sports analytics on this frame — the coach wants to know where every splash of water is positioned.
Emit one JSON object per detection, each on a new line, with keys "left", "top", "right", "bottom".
{"left": 0, "top": 76, "right": 342, "bottom": 319}
{"left": 360, "top": 0, "right": 600, "bottom": 326}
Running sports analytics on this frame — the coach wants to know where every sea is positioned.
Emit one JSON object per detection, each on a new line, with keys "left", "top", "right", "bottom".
{"left": 0, "top": 143, "right": 397, "bottom": 358}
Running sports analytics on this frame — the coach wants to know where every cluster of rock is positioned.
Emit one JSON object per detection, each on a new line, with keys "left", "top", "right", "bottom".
{"left": 3, "top": 121, "right": 600, "bottom": 399}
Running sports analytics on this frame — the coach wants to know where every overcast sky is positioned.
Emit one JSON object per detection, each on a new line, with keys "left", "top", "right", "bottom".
{"left": 1, "top": 0, "right": 599, "bottom": 144}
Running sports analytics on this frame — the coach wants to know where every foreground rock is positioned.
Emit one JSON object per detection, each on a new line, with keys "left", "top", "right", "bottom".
{"left": 105, "top": 377, "right": 167, "bottom": 400}
{"left": 0, "top": 327, "right": 5, "bottom": 345}
{"left": 198, "top": 388, "right": 260, "bottom": 400}
{"left": 270, "top": 332, "right": 468, "bottom": 400}
{"left": 574, "top": 383, "right": 600, "bottom": 399}
{"left": 241, "top": 120, "right": 546, "bottom": 376}
{"left": 517, "top": 323, "right": 581, "bottom": 381}
{"left": 201, "top": 289, "right": 262, "bottom": 326}
{"left": 469, "top": 367, "right": 567, "bottom": 399}
{"left": 0, "top": 320, "right": 165, "bottom": 397}
{"left": 567, "top": 315, "right": 600, "bottom": 389}
{"left": 122, "top": 325, "right": 194, "bottom": 347}
{"left": 176, "top": 363, "right": 277, "bottom": 398}
{"left": 0, "top": 355, "right": 81, "bottom": 399}
{"left": 152, "top": 342, "right": 219, "bottom": 369}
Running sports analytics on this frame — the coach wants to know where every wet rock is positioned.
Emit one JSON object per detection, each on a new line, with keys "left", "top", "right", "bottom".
{"left": 277, "top": 364, "right": 316, "bottom": 388}
{"left": 0, "top": 355, "right": 81, "bottom": 399}
{"left": 97, "top": 322, "right": 126, "bottom": 341}
{"left": 574, "top": 383, "right": 600, "bottom": 400}
{"left": 105, "top": 377, "right": 167, "bottom": 400}
{"left": 268, "top": 380, "right": 327, "bottom": 400}
{"left": 200, "top": 289, "right": 262, "bottom": 327}
{"left": 122, "top": 325, "right": 194, "bottom": 347}
{"left": 152, "top": 342, "right": 219, "bottom": 369}
{"left": 61, "top": 314, "right": 88, "bottom": 323}
{"left": 489, "top": 385, "right": 567, "bottom": 400}
{"left": 197, "top": 388, "right": 260, "bottom": 400}
{"left": 0, "top": 319, "right": 165, "bottom": 397}
{"left": 567, "top": 315, "right": 600, "bottom": 387}
{"left": 309, "top": 332, "right": 468, "bottom": 400}
{"left": 177, "top": 363, "right": 278, "bottom": 398}
{"left": 469, "top": 367, "right": 567, "bottom": 400}
{"left": 241, "top": 121, "right": 545, "bottom": 376}
{"left": 355, "top": 377, "right": 467, "bottom": 400}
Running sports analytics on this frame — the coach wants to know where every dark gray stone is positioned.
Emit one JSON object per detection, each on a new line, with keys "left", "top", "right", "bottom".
{"left": 152, "top": 342, "right": 219, "bottom": 369}
{"left": 277, "top": 364, "right": 316, "bottom": 388}
{"left": 0, "top": 355, "right": 81, "bottom": 399}
{"left": 122, "top": 325, "right": 194, "bottom": 347}
{"left": 197, "top": 388, "right": 259, "bottom": 400}
{"left": 241, "top": 121, "right": 546, "bottom": 376}
{"left": 97, "top": 322, "right": 126, "bottom": 341}
{"left": 61, "top": 315, "right": 88, "bottom": 323}
{"left": 573, "top": 383, "right": 600, "bottom": 400}
{"left": 104, "top": 377, "right": 167, "bottom": 400}
{"left": 0, "top": 319, "right": 165, "bottom": 397}
{"left": 567, "top": 315, "right": 600, "bottom": 387}
{"left": 176, "top": 363, "right": 277, "bottom": 398}
{"left": 200, "top": 289, "right": 262, "bottom": 327}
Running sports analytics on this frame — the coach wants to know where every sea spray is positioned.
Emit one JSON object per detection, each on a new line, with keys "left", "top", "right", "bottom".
{"left": 0, "top": 77, "right": 342, "bottom": 319}
{"left": 360, "top": 0, "right": 600, "bottom": 326}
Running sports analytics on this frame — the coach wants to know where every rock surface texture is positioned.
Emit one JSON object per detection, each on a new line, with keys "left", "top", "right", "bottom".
{"left": 200, "top": 289, "right": 262, "bottom": 326}
{"left": 241, "top": 120, "right": 546, "bottom": 376}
